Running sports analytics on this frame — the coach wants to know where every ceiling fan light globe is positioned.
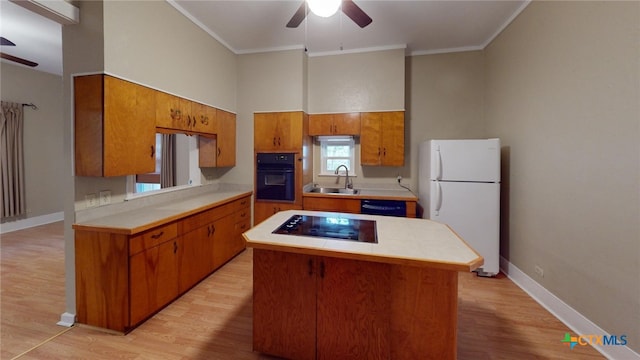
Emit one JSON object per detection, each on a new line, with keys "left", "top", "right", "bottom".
{"left": 307, "top": 0, "right": 341, "bottom": 18}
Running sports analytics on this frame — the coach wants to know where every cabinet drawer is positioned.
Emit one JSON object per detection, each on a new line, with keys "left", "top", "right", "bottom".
{"left": 181, "top": 204, "right": 234, "bottom": 230}
{"left": 236, "top": 218, "right": 251, "bottom": 234}
{"left": 129, "top": 222, "right": 178, "bottom": 255}
{"left": 235, "top": 207, "right": 250, "bottom": 223}
{"left": 232, "top": 196, "right": 251, "bottom": 211}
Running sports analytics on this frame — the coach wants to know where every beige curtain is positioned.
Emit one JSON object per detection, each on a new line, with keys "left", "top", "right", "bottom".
{"left": 0, "top": 101, "right": 26, "bottom": 218}
{"left": 160, "top": 133, "right": 176, "bottom": 188}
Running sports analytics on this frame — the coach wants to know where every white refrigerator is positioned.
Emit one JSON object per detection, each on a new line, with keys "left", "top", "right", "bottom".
{"left": 418, "top": 139, "right": 501, "bottom": 276}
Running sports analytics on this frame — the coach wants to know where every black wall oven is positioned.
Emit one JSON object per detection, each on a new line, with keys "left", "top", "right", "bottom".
{"left": 256, "top": 153, "right": 296, "bottom": 202}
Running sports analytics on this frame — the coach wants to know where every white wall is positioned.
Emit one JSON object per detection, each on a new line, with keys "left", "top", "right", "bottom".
{"left": 234, "top": 49, "right": 307, "bottom": 188}
{"left": 484, "top": 1, "right": 640, "bottom": 351}
{"left": 308, "top": 48, "right": 405, "bottom": 113}
{"left": 405, "top": 51, "right": 486, "bottom": 194}
{"left": 0, "top": 63, "right": 64, "bottom": 222}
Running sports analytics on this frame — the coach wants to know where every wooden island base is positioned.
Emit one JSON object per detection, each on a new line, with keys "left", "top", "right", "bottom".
{"left": 252, "top": 249, "right": 459, "bottom": 360}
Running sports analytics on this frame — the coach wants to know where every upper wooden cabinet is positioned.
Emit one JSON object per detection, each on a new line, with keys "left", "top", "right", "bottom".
{"left": 309, "top": 113, "right": 361, "bottom": 136}
{"left": 74, "top": 74, "right": 156, "bottom": 177}
{"left": 199, "top": 109, "right": 236, "bottom": 168}
{"left": 155, "top": 91, "right": 188, "bottom": 131}
{"left": 190, "top": 102, "right": 217, "bottom": 134}
{"left": 215, "top": 109, "right": 236, "bottom": 167}
{"left": 360, "top": 111, "right": 405, "bottom": 166}
{"left": 254, "top": 112, "right": 305, "bottom": 151}
{"left": 156, "top": 93, "right": 216, "bottom": 135}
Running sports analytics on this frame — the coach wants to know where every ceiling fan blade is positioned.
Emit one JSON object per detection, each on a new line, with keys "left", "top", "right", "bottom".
{"left": 1, "top": 37, "right": 16, "bottom": 46}
{"left": 0, "top": 52, "right": 38, "bottom": 67}
{"left": 286, "top": 2, "right": 308, "bottom": 28}
{"left": 342, "top": 0, "right": 372, "bottom": 28}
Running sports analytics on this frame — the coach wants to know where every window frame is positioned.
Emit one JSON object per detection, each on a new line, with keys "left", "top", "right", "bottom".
{"left": 318, "top": 136, "right": 357, "bottom": 177}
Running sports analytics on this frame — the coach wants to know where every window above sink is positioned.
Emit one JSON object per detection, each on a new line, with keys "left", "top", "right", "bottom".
{"left": 318, "top": 136, "right": 356, "bottom": 177}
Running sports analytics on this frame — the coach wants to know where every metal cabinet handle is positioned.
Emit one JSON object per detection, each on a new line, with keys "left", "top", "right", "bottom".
{"left": 173, "top": 241, "right": 178, "bottom": 254}
{"left": 151, "top": 145, "right": 155, "bottom": 158}
{"left": 150, "top": 231, "right": 164, "bottom": 239}
{"left": 217, "top": 148, "right": 221, "bottom": 157}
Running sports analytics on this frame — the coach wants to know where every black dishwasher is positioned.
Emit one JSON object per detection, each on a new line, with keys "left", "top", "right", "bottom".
{"left": 360, "top": 199, "right": 407, "bottom": 217}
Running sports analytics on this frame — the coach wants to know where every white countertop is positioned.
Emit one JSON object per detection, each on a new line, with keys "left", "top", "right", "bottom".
{"left": 73, "top": 190, "right": 252, "bottom": 235}
{"left": 244, "top": 210, "right": 483, "bottom": 271}
{"left": 302, "top": 184, "right": 418, "bottom": 201}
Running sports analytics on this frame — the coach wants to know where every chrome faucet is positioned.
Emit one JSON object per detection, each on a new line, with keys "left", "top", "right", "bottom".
{"left": 335, "top": 165, "right": 352, "bottom": 189}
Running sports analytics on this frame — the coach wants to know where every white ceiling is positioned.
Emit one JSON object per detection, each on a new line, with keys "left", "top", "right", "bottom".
{"left": 0, "top": 0, "right": 529, "bottom": 76}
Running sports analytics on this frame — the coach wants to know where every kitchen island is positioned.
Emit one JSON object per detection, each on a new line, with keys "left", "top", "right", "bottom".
{"left": 243, "top": 210, "right": 483, "bottom": 360}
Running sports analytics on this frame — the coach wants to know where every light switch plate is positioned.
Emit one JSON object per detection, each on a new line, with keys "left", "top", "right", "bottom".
{"left": 99, "top": 190, "right": 111, "bottom": 206}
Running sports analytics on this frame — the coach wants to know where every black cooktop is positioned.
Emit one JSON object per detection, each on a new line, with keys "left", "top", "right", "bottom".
{"left": 272, "top": 215, "right": 377, "bottom": 243}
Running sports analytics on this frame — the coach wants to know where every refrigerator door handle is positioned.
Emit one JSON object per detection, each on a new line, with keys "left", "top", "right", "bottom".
{"left": 434, "top": 181, "right": 442, "bottom": 215}
{"left": 435, "top": 146, "right": 442, "bottom": 180}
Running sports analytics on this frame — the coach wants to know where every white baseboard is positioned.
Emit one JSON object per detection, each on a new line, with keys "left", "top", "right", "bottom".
{"left": 0, "top": 212, "right": 64, "bottom": 234}
{"left": 57, "top": 312, "right": 75, "bottom": 327}
{"left": 500, "top": 257, "right": 639, "bottom": 360}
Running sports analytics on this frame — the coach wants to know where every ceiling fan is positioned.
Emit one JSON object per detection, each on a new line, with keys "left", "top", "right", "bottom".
{"left": 0, "top": 36, "right": 38, "bottom": 67}
{"left": 287, "top": 0, "right": 373, "bottom": 29}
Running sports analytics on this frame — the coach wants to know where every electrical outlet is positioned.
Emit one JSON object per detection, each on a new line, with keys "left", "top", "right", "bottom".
{"left": 534, "top": 265, "right": 544, "bottom": 278}
{"left": 85, "top": 193, "right": 97, "bottom": 208}
{"left": 99, "top": 190, "right": 111, "bottom": 206}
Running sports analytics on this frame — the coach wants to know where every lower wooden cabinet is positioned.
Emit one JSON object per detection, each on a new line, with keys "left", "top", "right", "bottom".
{"left": 302, "top": 197, "right": 360, "bottom": 214}
{"left": 74, "top": 194, "right": 252, "bottom": 333}
{"left": 253, "top": 248, "right": 459, "bottom": 359}
{"left": 130, "top": 236, "right": 181, "bottom": 325}
{"left": 253, "top": 202, "right": 302, "bottom": 225}
{"left": 253, "top": 249, "right": 391, "bottom": 360}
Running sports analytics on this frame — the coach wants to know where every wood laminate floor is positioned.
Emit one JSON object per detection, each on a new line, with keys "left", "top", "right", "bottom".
{"left": 1, "top": 222, "right": 604, "bottom": 359}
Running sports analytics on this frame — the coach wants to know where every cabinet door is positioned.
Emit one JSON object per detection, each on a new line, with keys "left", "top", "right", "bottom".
{"left": 216, "top": 110, "right": 236, "bottom": 167}
{"left": 317, "top": 257, "right": 391, "bottom": 359}
{"left": 198, "top": 135, "right": 217, "bottom": 168}
{"left": 309, "top": 114, "right": 334, "bottom": 136}
{"left": 155, "top": 91, "right": 182, "bottom": 130}
{"left": 253, "top": 249, "right": 317, "bottom": 360}
{"left": 129, "top": 238, "right": 180, "bottom": 326}
{"left": 103, "top": 76, "right": 156, "bottom": 176}
{"left": 360, "top": 112, "right": 383, "bottom": 166}
{"left": 179, "top": 224, "right": 214, "bottom": 293}
{"left": 334, "top": 113, "right": 361, "bottom": 136}
{"left": 276, "top": 112, "right": 303, "bottom": 150}
{"left": 211, "top": 213, "right": 237, "bottom": 270}
{"left": 254, "top": 113, "right": 278, "bottom": 151}
{"left": 190, "top": 102, "right": 209, "bottom": 134}
{"left": 381, "top": 112, "right": 404, "bottom": 166}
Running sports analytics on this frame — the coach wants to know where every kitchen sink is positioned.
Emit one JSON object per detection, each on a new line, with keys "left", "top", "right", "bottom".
{"left": 309, "top": 187, "right": 360, "bottom": 195}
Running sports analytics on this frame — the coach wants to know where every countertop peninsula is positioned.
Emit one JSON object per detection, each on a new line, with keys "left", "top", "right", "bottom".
{"left": 73, "top": 190, "right": 252, "bottom": 235}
